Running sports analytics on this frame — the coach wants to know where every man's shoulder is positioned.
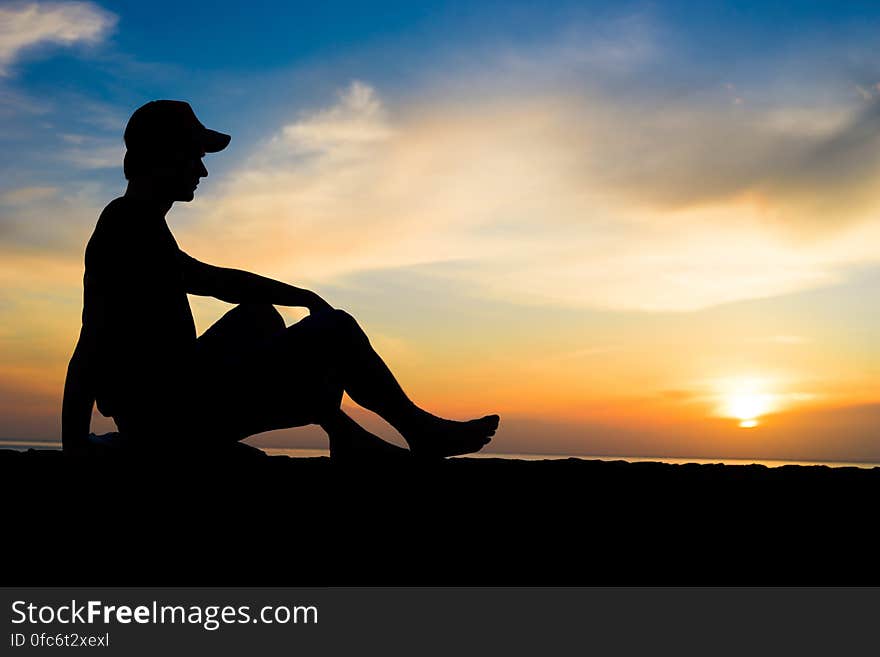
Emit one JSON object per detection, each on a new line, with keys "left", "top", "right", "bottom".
{"left": 101, "top": 196, "right": 129, "bottom": 214}
{"left": 92, "top": 196, "right": 164, "bottom": 240}
{"left": 95, "top": 196, "right": 144, "bottom": 228}
{"left": 86, "top": 197, "right": 156, "bottom": 265}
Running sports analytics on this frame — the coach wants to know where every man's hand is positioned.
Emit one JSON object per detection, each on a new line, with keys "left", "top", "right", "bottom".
{"left": 304, "top": 290, "right": 334, "bottom": 315}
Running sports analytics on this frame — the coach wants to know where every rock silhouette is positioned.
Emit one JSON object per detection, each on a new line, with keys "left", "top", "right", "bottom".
{"left": 4, "top": 448, "right": 877, "bottom": 585}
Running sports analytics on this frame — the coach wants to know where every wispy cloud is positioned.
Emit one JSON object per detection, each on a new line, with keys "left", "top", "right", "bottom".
{"left": 0, "top": 85, "right": 50, "bottom": 119}
{"left": 1, "top": 185, "right": 58, "bottom": 204}
{"left": 9, "top": 11, "right": 880, "bottom": 313}
{"left": 0, "top": 181, "right": 103, "bottom": 252}
{"left": 752, "top": 335, "right": 811, "bottom": 345}
{"left": 179, "top": 73, "right": 880, "bottom": 313}
{"left": 277, "top": 81, "right": 394, "bottom": 156}
{"left": 59, "top": 140, "right": 123, "bottom": 169}
{"left": 0, "top": 2, "right": 116, "bottom": 76}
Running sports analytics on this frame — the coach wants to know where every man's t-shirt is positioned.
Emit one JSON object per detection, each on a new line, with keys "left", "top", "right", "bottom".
{"left": 83, "top": 196, "right": 197, "bottom": 428}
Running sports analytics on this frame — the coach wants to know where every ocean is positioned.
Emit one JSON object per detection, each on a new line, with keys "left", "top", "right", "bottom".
{"left": 1, "top": 439, "right": 877, "bottom": 469}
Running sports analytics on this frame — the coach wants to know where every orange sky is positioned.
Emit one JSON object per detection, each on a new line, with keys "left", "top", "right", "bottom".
{"left": 3, "top": 5, "right": 880, "bottom": 462}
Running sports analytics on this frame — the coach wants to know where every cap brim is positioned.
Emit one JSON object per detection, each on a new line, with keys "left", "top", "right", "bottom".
{"left": 201, "top": 128, "right": 231, "bottom": 153}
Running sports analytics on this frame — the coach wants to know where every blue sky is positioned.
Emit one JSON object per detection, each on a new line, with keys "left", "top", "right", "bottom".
{"left": 3, "top": 1, "right": 880, "bottom": 461}
{"left": 4, "top": 0, "right": 880, "bottom": 195}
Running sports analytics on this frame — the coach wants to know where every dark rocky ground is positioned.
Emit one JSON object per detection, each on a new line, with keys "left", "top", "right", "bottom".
{"left": 2, "top": 447, "right": 878, "bottom": 585}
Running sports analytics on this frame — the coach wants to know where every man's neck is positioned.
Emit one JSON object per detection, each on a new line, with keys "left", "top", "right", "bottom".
{"left": 124, "top": 180, "right": 174, "bottom": 216}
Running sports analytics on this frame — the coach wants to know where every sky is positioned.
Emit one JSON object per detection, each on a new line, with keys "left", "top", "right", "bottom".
{"left": 2, "top": 0, "right": 880, "bottom": 461}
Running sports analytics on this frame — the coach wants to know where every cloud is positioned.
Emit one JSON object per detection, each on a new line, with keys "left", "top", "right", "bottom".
{"left": 0, "top": 85, "right": 50, "bottom": 119}
{"left": 1, "top": 186, "right": 58, "bottom": 204}
{"left": 0, "top": 181, "right": 103, "bottom": 252}
{"left": 767, "top": 99, "right": 880, "bottom": 217}
{"left": 277, "top": 81, "right": 394, "bottom": 156}
{"left": 8, "top": 14, "right": 880, "bottom": 316}
{"left": 178, "top": 75, "right": 880, "bottom": 313}
{"left": 59, "top": 141, "right": 123, "bottom": 169}
{"left": 0, "top": 1, "right": 116, "bottom": 75}
{"left": 554, "top": 93, "right": 880, "bottom": 232}
{"left": 752, "top": 335, "right": 811, "bottom": 346}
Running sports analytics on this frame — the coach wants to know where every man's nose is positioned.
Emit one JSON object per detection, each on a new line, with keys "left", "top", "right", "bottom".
{"left": 198, "top": 160, "right": 208, "bottom": 178}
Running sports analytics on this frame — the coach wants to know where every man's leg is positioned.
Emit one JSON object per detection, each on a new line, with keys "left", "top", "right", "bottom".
{"left": 200, "top": 304, "right": 410, "bottom": 457}
{"left": 196, "top": 303, "right": 285, "bottom": 357}
{"left": 293, "top": 309, "right": 498, "bottom": 458}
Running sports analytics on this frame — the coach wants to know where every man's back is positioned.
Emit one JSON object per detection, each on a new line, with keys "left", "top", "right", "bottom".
{"left": 83, "top": 196, "right": 197, "bottom": 422}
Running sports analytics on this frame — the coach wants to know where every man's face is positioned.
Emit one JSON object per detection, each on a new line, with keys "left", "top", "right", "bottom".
{"left": 151, "top": 146, "right": 208, "bottom": 202}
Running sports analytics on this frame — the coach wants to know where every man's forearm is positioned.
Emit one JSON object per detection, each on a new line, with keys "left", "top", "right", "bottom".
{"left": 206, "top": 267, "right": 319, "bottom": 307}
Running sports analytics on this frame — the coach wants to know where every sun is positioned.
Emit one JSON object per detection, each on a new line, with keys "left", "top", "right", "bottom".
{"left": 717, "top": 378, "right": 777, "bottom": 428}
{"left": 725, "top": 391, "right": 772, "bottom": 427}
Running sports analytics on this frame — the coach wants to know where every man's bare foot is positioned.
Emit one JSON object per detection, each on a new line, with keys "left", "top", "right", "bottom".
{"left": 402, "top": 412, "right": 499, "bottom": 458}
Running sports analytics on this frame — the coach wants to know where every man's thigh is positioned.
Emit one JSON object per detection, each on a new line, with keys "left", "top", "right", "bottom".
{"left": 191, "top": 315, "right": 343, "bottom": 440}
{"left": 196, "top": 303, "right": 286, "bottom": 367}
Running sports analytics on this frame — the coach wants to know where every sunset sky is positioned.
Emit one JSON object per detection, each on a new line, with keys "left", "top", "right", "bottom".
{"left": 2, "top": 1, "right": 880, "bottom": 461}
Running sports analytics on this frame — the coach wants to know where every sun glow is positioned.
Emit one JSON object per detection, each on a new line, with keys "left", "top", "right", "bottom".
{"left": 718, "top": 378, "right": 777, "bottom": 428}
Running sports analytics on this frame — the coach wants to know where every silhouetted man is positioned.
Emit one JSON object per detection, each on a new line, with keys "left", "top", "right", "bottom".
{"left": 62, "top": 100, "right": 498, "bottom": 459}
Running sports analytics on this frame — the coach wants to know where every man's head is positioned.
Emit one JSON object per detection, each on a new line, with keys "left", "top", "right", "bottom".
{"left": 123, "top": 100, "right": 230, "bottom": 202}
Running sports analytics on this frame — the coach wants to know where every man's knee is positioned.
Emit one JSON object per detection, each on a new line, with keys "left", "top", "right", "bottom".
{"left": 306, "top": 308, "right": 359, "bottom": 333}
{"left": 325, "top": 309, "right": 369, "bottom": 346}
{"left": 330, "top": 308, "right": 358, "bottom": 329}
{"left": 296, "top": 309, "right": 366, "bottom": 361}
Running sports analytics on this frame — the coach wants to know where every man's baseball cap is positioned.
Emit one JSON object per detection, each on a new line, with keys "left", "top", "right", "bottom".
{"left": 124, "top": 100, "right": 230, "bottom": 155}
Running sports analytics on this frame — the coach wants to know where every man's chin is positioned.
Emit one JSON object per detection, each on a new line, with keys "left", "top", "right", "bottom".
{"left": 174, "top": 191, "right": 196, "bottom": 202}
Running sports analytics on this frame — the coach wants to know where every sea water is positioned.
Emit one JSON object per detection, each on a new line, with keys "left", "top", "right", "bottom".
{"left": 1, "top": 439, "right": 877, "bottom": 469}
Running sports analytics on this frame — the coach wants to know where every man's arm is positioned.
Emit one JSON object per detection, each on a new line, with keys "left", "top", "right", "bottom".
{"left": 178, "top": 251, "right": 332, "bottom": 312}
{"left": 61, "top": 327, "right": 96, "bottom": 452}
